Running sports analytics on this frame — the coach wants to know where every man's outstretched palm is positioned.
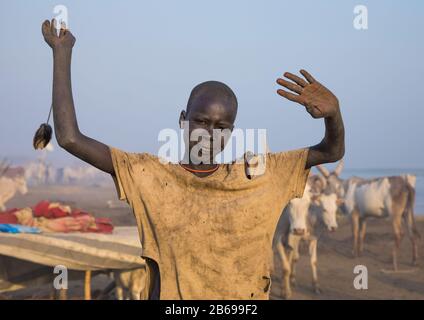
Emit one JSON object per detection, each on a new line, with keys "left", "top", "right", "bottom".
{"left": 276, "top": 70, "right": 339, "bottom": 119}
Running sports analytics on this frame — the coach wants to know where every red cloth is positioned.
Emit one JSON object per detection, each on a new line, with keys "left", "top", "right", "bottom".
{"left": 33, "top": 200, "right": 69, "bottom": 219}
{"left": 70, "top": 208, "right": 90, "bottom": 217}
{"left": 1, "top": 201, "right": 114, "bottom": 234}
{"left": 92, "top": 218, "right": 114, "bottom": 233}
{"left": 0, "top": 208, "right": 19, "bottom": 224}
{"left": 71, "top": 209, "right": 114, "bottom": 233}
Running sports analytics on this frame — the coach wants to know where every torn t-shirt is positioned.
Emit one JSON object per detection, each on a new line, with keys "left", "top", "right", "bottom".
{"left": 109, "top": 146, "right": 310, "bottom": 300}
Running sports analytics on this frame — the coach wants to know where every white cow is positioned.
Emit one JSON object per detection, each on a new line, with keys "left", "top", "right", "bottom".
{"left": 316, "top": 162, "right": 420, "bottom": 271}
{"left": 0, "top": 167, "right": 28, "bottom": 211}
{"left": 342, "top": 175, "right": 419, "bottom": 270}
{"left": 113, "top": 267, "right": 149, "bottom": 300}
{"left": 274, "top": 177, "right": 340, "bottom": 299}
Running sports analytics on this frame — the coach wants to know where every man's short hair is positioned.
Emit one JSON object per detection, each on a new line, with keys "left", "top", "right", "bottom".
{"left": 186, "top": 81, "right": 238, "bottom": 113}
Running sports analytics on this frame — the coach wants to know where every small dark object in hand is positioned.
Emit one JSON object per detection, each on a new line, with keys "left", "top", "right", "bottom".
{"left": 33, "top": 103, "right": 53, "bottom": 150}
{"left": 33, "top": 123, "right": 52, "bottom": 150}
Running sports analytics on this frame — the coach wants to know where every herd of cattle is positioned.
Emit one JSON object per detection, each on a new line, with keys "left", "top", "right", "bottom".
{"left": 0, "top": 159, "right": 421, "bottom": 299}
{"left": 274, "top": 160, "right": 420, "bottom": 299}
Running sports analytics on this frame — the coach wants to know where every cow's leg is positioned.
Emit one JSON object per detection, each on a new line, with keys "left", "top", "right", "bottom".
{"left": 140, "top": 266, "right": 151, "bottom": 300}
{"left": 308, "top": 238, "right": 320, "bottom": 294}
{"left": 392, "top": 215, "right": 403, "bottom": 271}
{"left": 403, "top": 212, "right": 418, "bottom": 266}
{"left": 129, "top": 269, "right": 147, "bottom": 300}
{"left": 276, "top": 239, "right": 292, "bottom": 299}
{"left": 113, "top": 271, "right": 125, "bottom": 300}
{"left": 290, "top": 260, "right": 297, "bottom": 287}
{"left": 351, "top": 209, "right": 360, "bottom": 257}
{"left": 130, "top": 290, "right": 140, "bottom": 300}
{"left": 358, "top": 218, "right": 367, "bottom": 256}
{"left": 115, "top": 285, "right": 124, "bottom": 300}
{"left": 289, "top": 237, "right": 301, "bottom": 287}
{"left": 285, "top": 247, "right": 295, "bottom": 299}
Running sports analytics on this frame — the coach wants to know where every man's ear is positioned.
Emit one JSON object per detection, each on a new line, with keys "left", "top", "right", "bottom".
{"left": 179, "top": 110, "right": 186, "bottom": 129}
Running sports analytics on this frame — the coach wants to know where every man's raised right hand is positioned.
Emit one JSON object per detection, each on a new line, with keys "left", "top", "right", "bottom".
{"left": 42, "top": 19, "right": 75, "bottom": 51}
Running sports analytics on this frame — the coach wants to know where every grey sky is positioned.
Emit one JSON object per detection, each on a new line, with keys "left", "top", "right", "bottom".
{"left": 1, "top": 0, "right": 423, "bottom": 169}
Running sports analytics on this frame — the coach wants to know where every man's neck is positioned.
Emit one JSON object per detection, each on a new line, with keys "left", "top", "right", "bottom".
{"left": 180, "top": 153, "right": 219, "bottom": 177}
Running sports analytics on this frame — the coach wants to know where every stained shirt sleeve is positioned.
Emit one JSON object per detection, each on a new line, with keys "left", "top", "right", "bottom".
{"left": 109, "top": 146, "right": 156, "bottom": 203}
{"left": 266, "top": 148, "right": 311, "bottom": 199}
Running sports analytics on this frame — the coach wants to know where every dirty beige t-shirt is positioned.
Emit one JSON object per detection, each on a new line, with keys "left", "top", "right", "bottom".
{"left": 109, "top": 146, "right": 310, "bottom": 300}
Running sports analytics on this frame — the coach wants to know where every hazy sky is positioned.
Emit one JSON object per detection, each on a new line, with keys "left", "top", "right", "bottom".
{"left": 1, "top": 0, "right": 423, "bottom": 169}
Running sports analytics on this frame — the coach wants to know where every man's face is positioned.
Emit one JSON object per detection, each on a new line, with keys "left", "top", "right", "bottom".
{"left": 180, "top": 97, "right": 236, "bottom": 163}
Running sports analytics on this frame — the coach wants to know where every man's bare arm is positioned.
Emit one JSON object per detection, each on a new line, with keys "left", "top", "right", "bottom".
{"left": 276, "top": 69, "right": 345, "bottom": 168}
{"left": 42, "top": 19, "right": 114, "bottom": 174}
{"left": 307, "top": 108, "right": 344, "bottom": 167}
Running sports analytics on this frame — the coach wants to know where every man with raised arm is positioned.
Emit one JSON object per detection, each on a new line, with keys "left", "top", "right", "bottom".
{"left": 42, "top": 19, "right": 344, "bottom": 300}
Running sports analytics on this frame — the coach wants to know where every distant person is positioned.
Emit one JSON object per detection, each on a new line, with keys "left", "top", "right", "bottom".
{"left": 41, "top": 19, "right": 344, "bottom": 300}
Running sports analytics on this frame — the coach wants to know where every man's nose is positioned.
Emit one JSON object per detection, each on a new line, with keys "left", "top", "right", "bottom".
{"left": 207, "top": 127, "right": 214, "bottom": 137}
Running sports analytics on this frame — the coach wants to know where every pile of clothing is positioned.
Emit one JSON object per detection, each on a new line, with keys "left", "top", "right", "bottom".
{"left": 0, "top": 200, "right": 113, "bottom": 234}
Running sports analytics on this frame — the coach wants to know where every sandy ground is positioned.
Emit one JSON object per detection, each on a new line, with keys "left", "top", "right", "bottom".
{"left": 270, "top": 216, "right": 424, "bottom": 300}
{"left": 2, "top": 185, "right": 424, "bottom": 300}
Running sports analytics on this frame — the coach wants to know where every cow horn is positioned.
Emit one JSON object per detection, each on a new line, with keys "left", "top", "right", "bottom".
{"left": 316, "top": 165, "right": 330, "bottom": 178}
{"left": 318, "top": 174, "right": 327, "bottom": 187}
{"left": 334, "top": 159, "right": 344, "bottom": 177}
{"left": 311, "top": 193, "right": 321, "bottom": 205}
